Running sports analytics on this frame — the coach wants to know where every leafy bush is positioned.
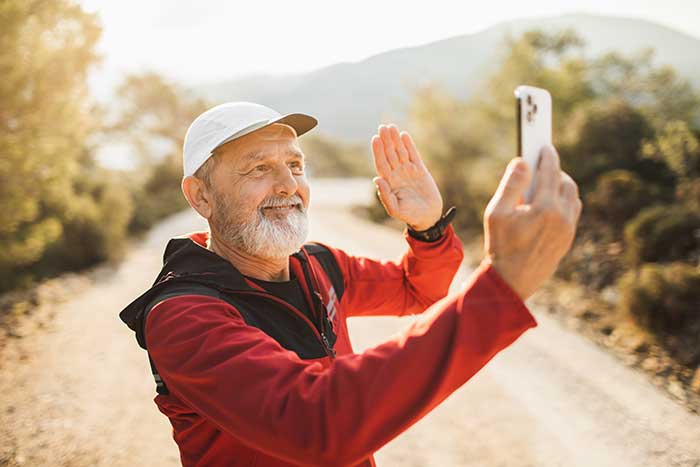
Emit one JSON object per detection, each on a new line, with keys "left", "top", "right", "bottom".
{"left": 624, "top": 205, "right": 700, "bottom": 267}
{"left": 128, "top": 153, "right": 189, "bottom": 233}
{"left": 41, "top": 177, "right": 133, "bottom": 271}
{"left": 618, "top": 263, "right": 700, "bottom": 334}
{"left": 559, "top": 99, "right": 675, "bottom": 192}
{"left": 585, "top": 169, "right": 656, "bottom": 234}
{"left": 642, "top": 120, "right": 700, "bottom": 181}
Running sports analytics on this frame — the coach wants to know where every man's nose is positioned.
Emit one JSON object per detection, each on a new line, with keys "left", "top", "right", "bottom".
{"left": 273, "top": 164, "right": 298, "bottom": 196}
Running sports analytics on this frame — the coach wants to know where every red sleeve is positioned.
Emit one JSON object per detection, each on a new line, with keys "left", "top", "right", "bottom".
{"left": 330, "top": 224, "right": 464, "bottom": 317}
{"left": 146, "top": 260, "right": 537, "bottom": 467}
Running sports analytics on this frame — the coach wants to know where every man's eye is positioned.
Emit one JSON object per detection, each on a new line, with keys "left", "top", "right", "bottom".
{"left": 253, "top": 165, "right": 268, "bottom": 173}
{"left": 289, "top": 162, "right": 304, "bottom": 172}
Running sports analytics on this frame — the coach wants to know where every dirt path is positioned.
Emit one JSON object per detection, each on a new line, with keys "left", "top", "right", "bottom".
{"left": 1, "top": 178, "right": 699, "bottom": 467}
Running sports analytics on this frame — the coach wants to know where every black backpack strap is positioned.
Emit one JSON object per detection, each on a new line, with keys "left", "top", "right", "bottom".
{"left": 143, "top": 282, "right": 224, "bottom": 396}
{"left": 148, "top": 354, "right": 169, "bottom": 395}
{"left": 303, "top": 243, "right": 345, "bottom": 300}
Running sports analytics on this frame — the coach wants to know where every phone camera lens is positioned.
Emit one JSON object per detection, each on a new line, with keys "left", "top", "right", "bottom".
{"left": 527, "top": 95, "right": 532, "bottom": 105}
{"left": 526, "top": 111, "right": 533, "bottom": 122}
{"left": 533, "top": 104, "right": 538, "bottom": 113}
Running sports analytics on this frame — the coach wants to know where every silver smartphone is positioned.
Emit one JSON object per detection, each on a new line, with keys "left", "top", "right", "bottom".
{"left": 515, "top": 85, "right": 552, "bottom": 202}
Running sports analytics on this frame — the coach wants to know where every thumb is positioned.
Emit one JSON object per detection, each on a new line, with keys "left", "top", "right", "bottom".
{"left": 373, "top": 177, "right": 399, "bottom": 217}
{"left": 491, "top": 159, "right": 531, "bottom": 212}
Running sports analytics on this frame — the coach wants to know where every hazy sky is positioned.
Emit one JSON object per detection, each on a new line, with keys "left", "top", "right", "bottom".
{"left": 79, "top": 0, "right": 700, "bottom": 96}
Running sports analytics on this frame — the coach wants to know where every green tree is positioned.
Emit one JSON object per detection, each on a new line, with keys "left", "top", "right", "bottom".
{"left": 590, "top": 50, "right": 700, "bottom": 129}
{"left": 642, "top": 120, "right": 700, "bottom": 180}
{"left": 107, "top": 72, "right": 209, "bottom": 232}
{"left": 407, "top": 86, "right": 494, "bottom": 233}
{"left": 0, "top": 0, "right": 102, "bottom": 289}
{"left": 107, "top": 72, "right": 208, "bottom": 167}
{"left": 483, "top": 29, "right": 594, "bottom": 151}
{"left": 642, "top": 120, "right": 700, "bottom": 210}
{"left": 559, "top": 99, "right": 675, "bottom": 193}
{"left": 38, "top": 160, "right": 134, "bottom": 272}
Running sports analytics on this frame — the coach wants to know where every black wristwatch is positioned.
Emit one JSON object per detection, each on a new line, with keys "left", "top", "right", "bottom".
{"left": 407, "top": 206, "right": 457, "bottom": 242}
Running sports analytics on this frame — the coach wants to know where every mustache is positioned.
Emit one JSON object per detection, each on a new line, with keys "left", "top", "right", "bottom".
{"left": 259, "top": 194, "right": 306, "bottom": 212}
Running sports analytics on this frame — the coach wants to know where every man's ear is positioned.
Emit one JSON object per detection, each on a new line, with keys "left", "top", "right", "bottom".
{"left": 182, "top": 176, "right": 213, "bottom": 219}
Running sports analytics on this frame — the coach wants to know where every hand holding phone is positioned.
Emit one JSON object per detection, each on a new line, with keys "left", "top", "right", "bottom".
{"left": 515, "top": 85, "right": 552, "bottom": 202}
{"left": 483, "top": 148, "right": 582, "bottom": 299}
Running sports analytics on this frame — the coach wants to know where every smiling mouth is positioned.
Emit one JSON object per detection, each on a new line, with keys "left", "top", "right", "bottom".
{"left": 261, "top": 203, "right": 301, "bottom": 212}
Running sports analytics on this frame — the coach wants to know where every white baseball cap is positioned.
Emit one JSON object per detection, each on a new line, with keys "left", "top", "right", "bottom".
{"left": 182, "top": 102, "right": 318, "bottom": 176}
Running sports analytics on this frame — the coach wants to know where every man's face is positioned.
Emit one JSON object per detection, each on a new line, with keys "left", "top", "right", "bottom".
{"left": 206, "top": 124, "right": 310, "bottom": 259}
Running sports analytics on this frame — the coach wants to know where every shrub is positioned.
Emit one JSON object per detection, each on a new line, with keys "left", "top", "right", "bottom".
{"left": 624, "top": 205, "right": 700, "bottom": 267}
{"left": 38, "top": 171, "right": 134, "bottom": 273}
{"left": 559, "top": 99, "right": 675, "bottom": 194}
{"left": 585, "top": 170, "right": 656, "bottom": 234}
{"left": 618, "top": 263, "right": 700, "bottom": 334}
{"left": 128, "top": 153, "right": 189, "bottom": 233}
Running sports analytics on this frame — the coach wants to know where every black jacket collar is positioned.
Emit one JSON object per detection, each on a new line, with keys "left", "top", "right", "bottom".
{"left": 119, "top": 236, "right": 305, "bottom": 338}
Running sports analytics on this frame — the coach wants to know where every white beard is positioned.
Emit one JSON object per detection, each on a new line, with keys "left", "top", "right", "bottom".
{"left": 214, "top": 193, "right": 309, "bottom": 260}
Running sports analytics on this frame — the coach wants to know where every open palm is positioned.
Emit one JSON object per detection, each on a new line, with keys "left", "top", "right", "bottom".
{"left": 371, "top": 125, "right": 443, "bottom": 231}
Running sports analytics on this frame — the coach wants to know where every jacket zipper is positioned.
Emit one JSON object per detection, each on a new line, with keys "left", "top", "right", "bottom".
{"left": 296, "top": 249, "right": 338, "bottom": 359}
{"left": 313, "top": 290, "right": 336, "bottom": 356}
{"left": 232, "top": 289, "right": 336, "bottom": 359}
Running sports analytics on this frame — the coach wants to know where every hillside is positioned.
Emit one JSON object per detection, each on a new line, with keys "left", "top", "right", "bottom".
{"left": 197, "top": 13, "right": 700, "bottom": 142}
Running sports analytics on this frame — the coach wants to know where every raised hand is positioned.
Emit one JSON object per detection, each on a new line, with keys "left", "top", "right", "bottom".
{"left": 371, "top": 124, "right": 443, "bottom": 231}
{"left": 483, "top": 145, "right": 582, "bottom": 300}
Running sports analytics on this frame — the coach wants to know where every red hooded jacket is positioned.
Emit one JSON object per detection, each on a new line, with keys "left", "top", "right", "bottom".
{"left": 120, "top": 226, "right": 537, "bottom": 466}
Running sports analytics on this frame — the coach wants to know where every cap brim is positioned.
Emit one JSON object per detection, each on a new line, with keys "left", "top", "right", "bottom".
{"left": 273, "top": 113, "right": 318, "bottom": 138}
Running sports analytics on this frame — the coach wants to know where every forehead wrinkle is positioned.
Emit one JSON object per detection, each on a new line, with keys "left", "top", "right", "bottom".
{"left": 239, "top": 145, "right": 304, "bottom": 164}
{"left": 240, "top": 150, "right": 265, "bottom": 164}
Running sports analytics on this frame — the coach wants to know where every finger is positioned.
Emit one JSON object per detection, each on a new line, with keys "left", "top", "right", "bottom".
{"left": 532, "top": 145, "right": 561, "bottom": 203}
{"left": 561, "top": 183, "right": 579, "bottom": 223}
{"left": 559, "top": 172, "right": 578, "bottom": 202}
{"left": 373, "top": 176, "right": 399, "bottom": 217}
{"left": 371, "top": 135, "right": 391, "bottom": 177}
{"left": 491, "top": 158, "right": 532, "bottom": 212}
{"left": 576, "top": 198, "right": 583, "bottom": 224}
{"left": 389, "top": 125, "right": 409, "bottom": 164}
{"left": 379, "top": 125, "right": 400, "bottom": 170}
{"left": 559, "top": 172, "right": 581, "bottom": 225}
{"left": 400, "top": 131, "right": 423, "bottom": 165}
{"left": 574, "top": 198, "right": 583, "bottom": 224}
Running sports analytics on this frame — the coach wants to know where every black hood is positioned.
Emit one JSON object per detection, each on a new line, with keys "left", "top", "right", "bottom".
{"left": 118, "top": 236, "right": 258, "bottom": 348}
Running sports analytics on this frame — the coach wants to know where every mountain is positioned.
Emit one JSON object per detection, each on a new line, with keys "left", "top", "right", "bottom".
{"left": 196, "top": 13, "right": 700, "bottom": 142}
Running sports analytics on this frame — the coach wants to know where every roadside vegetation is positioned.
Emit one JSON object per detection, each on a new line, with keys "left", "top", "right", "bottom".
{"left": 368, "top": 29, "right": 700, "bottom": 406}
{"left": 0, "top": 0, "right": 363, "bottom": 296}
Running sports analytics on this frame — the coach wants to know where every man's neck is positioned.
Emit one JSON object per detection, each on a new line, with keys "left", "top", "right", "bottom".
{"left": 207, "top": 233, "right": 290, "bottom": 282}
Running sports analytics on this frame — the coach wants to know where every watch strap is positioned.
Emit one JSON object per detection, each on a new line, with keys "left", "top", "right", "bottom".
{"left": 407, "top": 206, "right": 457, "bottom": 242}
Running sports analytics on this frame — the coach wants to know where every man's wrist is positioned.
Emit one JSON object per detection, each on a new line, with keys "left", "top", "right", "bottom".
{"left": 485, "top": 255, "right": 529, "bottom": 301}
{"left": 407, "top": 206, "right": 457, "bottom": 242}
{"left": 408, "top": 220, "right": 438, "bottom": 232}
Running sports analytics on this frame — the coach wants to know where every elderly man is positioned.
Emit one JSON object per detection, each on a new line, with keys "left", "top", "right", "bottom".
{"left": 120, "top": 102, "right": 581, "bottom": 467}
